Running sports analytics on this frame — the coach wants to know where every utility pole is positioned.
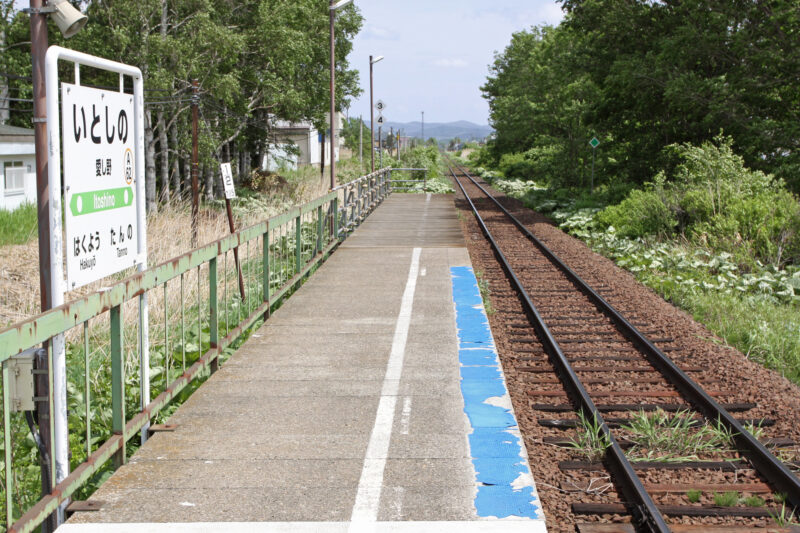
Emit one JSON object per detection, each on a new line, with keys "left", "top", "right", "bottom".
{"left": 369, "top": 55, "right": 375, "bottom": 173}
{"left": 329, "top": 0, "right": 336, "bottom": 189}
{"left": 359, "top": 114, "right": 363, "bottom": 172}
{"left": 30, "top": 1, "right": 56, "bottom": 529}
{"left": 191, "top": 79, "right": 199, "bottom": 247}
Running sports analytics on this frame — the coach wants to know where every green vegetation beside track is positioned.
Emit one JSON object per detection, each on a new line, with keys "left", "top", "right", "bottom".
{"left": 460, "top": 136, "right": 800, "bottom": 387}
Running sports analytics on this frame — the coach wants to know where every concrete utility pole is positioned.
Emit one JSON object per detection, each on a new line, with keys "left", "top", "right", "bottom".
{"left": 359, "top": 114, "right": 363, "bottom": 172}
{"left": 370, "top": 56, "right": 375, "bottom": 172}
{"left": 329, "top": 0, "right": 336, "bottom": 189}
{"left": 369, "top": 54, "right": 383, "bottom": 172}
{"left": 328, "top": 0, "right": 353, "bottom": 187}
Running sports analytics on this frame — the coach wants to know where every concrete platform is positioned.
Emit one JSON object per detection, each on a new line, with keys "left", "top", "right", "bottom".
{"left": 61, "top": 194, "right": 546, "bottom": 532}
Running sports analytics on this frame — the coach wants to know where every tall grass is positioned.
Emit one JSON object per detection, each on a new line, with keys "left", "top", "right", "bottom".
{"left": 0, "top": 203, "right": 37, "bottom": 246}
{"left": 672, "top": 289, "right": 800, "bottom": 384}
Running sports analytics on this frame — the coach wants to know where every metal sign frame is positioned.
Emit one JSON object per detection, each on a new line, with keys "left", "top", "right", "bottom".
{"left": 45, "top": 46, "right": 148, "bottom": 497}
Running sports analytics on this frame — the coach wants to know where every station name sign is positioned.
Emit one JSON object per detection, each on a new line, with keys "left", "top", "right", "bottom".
{"left": 62, "top": 83, "right": 139, "bottom": 288}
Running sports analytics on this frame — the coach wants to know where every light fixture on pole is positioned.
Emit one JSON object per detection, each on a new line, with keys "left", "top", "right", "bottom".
{"left": 329, "top": 0, "right": 354, "bottom": 189}
{"left": 369, "top": 54, "right": 384, "bottom": 172}
{"left": 50, "top": 0, "right": 88, "bottom": 38}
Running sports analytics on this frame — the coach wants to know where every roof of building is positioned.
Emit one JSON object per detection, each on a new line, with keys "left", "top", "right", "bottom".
{"left": 0, "top": 124, "right": 35, "bottom": 142}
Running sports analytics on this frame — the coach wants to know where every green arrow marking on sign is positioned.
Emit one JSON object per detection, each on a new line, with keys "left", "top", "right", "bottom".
{"left": 589, "top": 137, "right": 600, "bottom": 148}
{"left": 69, "top": 187, "right": 134, "bottom": 217}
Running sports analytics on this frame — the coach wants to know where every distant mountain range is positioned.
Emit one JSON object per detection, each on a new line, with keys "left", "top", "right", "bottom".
{"left": 364, "top": 120, "right": 493, "bottom": 141}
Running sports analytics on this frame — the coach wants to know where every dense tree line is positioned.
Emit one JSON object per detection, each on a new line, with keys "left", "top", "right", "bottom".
{"left": 481, "top": 0, "right": 800, "bottom": 191}
{"left": 0, "top": 0, "right": 363, "bottom": 211}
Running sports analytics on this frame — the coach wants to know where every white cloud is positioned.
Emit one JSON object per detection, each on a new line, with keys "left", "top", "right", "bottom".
{"left": 362, "top": 25, "right": 398, "bottom": 41}
{"left": 432, "top": 58, "right": 469, "bottom": 68}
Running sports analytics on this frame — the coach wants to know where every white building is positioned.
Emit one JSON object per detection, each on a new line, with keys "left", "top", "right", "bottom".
{"left": 262, "top": 114, "right": 344, "bottom": 172}
{"left": 0, "top": 124, "right": 36, "bottom": 211}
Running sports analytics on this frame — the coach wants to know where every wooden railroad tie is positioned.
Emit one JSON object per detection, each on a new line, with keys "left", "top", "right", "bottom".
{"left": 573, "top": 501, "right": 782, "bottom": 518}
{"left": 559, "top": 459, "right": 749, "bottom": 471}
{"left": 531, "top": 402, "right": 756, "bottom": 413}
{"left": 538, "top": 417, "right": 775, "bottom": 428}
{"left": 577, "top": 524, "right": 800, "bottom": 533}
{"left": 527, "top": 389, "right": 734, "bottom": 398}
{"left": 563, "top": 480, "right": 772, "bottom": 494}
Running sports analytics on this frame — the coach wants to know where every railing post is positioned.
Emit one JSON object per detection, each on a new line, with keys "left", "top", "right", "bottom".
{"left": 333, "top": 197, "right": 339, "bottom": 241}
{"left": 295, "top": 212, "right": 302, "bottom": 274}
{"left": 316, "top": 205, "right": 323, "bottom": 254}
{"left": 357, "top": 181, "right": 362, "bottom": 221}
{"left": 209, "top": 257, "right": 219, "bottom": 374}
{"left": 110, "top": 304, "right": 125, "bottom": 468}
{"left": 3, "top": 360, "right": 13, "bottom": 528}
{"left": 263, "top": 229, "right": 270, "bottom": 311}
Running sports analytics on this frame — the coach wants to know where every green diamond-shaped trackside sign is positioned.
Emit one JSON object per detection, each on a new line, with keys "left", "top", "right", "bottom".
{"left": 589, "top": 137, "right": 600, "bottom": 148}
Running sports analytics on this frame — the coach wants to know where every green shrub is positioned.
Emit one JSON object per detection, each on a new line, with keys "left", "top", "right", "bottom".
{"left": 596, "top": 188, "right": 677, "bottom": 238}
{"left": 498, "top": 152, "right": 537, "bottom": 179}
{"left": 395, "top": 145, "right": 442, "bottom": 180}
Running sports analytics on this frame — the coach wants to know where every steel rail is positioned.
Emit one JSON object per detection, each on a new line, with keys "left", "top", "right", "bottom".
{"left": 449, "top": 166, "right": 671, "bottom": 533}
{"left": 450, "top": 161, "right": 800, "bottom": 513}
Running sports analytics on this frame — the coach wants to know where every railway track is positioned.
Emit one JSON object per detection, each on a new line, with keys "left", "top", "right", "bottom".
{"left": 448, "top": 162, "right": 800, "bottom": 532}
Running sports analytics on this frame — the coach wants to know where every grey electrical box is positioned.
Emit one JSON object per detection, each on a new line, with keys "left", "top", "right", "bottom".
{"left": 5, "top": 350, "right": 35, "bottom": 412}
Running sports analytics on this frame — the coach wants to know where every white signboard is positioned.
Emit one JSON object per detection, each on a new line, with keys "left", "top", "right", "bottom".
{"left": 220, "top": 162, "right": 236, "bottom": 199}
{"left": 376, "top": 114, "right": 386, "bottom": 125}
{"left": 375, "top": 100, "right": 386, "bottom": 111}
{"left": 62, "top": 83, "right": 139, "bottom": 288}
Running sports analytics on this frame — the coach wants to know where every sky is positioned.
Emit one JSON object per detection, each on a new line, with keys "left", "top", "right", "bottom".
{"left": 346, "top": 1, "right": 564, "bottom": 126}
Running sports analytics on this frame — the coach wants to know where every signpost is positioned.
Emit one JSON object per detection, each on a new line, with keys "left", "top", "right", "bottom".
{"left": 45, "top": 46, "right": 148, "bottom": 495}
{"left": 220, "top": 162, "right": 236, "bottom": 199}
{"left": 219, "top": 162, "right": 245, "bottom": 303}
{"left": 589, "top": 136, "right": 600, "bottom": 192}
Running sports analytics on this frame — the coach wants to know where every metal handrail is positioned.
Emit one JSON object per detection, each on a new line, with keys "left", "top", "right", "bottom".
{"left": 0, "top": 171, "right": 389, "bottom": 532}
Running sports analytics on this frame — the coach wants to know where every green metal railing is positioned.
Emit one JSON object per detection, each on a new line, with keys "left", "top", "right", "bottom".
{"left": 0, "top": 170, "right": 391, "bottom": 532}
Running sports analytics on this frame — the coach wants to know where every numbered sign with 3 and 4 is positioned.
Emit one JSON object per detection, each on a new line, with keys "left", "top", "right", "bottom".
{"left": 62, "top": 83, "right": 138, "bottom": 288}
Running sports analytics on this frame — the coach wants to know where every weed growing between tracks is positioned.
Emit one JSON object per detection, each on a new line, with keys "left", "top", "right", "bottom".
{"left": 567, "top": 411, "right": 610, "bottom": 461}
{"left": 474, "top": 270, "right": 495, "bottom": 315}
{"left": 620, "top": 409, "right": 734, "bottom": 462}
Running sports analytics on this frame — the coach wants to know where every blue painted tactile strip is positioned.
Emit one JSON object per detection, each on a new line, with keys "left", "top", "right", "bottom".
{"left": 451, "top": 266, "right": 546, "bottom": 524}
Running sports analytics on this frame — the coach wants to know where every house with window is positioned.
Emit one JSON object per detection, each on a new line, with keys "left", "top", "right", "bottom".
{"left": 0, "top": 124, "right": 36, "bottom": 210}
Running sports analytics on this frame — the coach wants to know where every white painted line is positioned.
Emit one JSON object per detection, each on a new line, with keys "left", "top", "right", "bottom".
{"left": 58, "top": 521, "right": 547, "bottom": 533}
{"left": 349, "top": 247, "right": 421, "bottom": 527}
{"left": 400, "top": 397, "right": 412, "bottom": 435}
{"left": 426, "top": 193, "right": 431, "bottom": 203}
